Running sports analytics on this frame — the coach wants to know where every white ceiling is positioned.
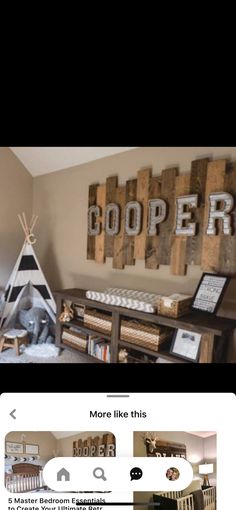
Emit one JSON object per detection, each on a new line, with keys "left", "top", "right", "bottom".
{"left": 10, "top": 147, "right": 138, "bottom": 176}
{"left": 186, "top": 432, "right": 216, "bottom": 438}
{"left": 51, "top": 431, "right": 80, "bottom": 439}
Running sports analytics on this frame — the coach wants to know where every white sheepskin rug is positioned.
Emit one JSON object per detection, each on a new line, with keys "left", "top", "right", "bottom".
{"left": 24, "top": 344, "right": 59, "bottom": 358}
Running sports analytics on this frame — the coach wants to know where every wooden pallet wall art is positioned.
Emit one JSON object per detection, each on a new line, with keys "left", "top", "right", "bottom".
{"left": 73, "top": 433, "right": 116, "bottom": 457}
{"left": 87, "top": 158, "right": 236, "bottom": 275}
{"left": 144, "top": 435, "right": 186, "bottom": 458}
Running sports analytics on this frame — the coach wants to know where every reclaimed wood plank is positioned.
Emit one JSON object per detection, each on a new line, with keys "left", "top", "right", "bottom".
{"left": 145, "top": 176, "right": 161, "bottom": 269}
{"left": 199, "top": 332, "right": 214, "bottom": 363}
{"left": 87, "top": 183, "right": 98, "bottom": 260}
{"left": 124, "top": 179, "right": 137, "bottom": 265}
{"left": 218, "top": 162, "right": 236, "bottom": 273}
{"left": 159, "top": 167, "right": 178, "bottom": 265}
{"left": 170, "top": 174, "right": 190, "bottom": 275}
{"left": 105, "top": 176, "right": 118, "bottom": 257}
{"left": 95, "top": 184, "right": 106, "bottom": 264}
{"left": 201, "top": 159, "right": 227, "bottom": 272}
{"left": 170, "top": 236, "right": 187, "bottom": 275}
{"left": 103, "top": 432, "right": 116, "bottom": 454}
{"left": 93, "top": 436, "right": 104, "bottom": 449}
{"left": 113, "top": 186, "right": 126, "bottom": 269}
{"left": 186, "top": 158, "right": 209, "bottom": 265}
{"left": 134, "top": 168, "right": 152, "bottom": 260}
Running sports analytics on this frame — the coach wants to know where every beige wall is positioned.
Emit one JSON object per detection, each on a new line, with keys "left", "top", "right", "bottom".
{"left": 203, "top": 435, "right": 217, "bottom": 485}
{"left": 0, "top": 147, "right": 32, "bottom": 291}
{"left": 5, "top": 431, "right": 57, "bottom": 467}
{"left": 203, "top": 435, "right": 216, "bottom": 460}
{"left": 32, "top": 147, "right": 236, "bottom": 360}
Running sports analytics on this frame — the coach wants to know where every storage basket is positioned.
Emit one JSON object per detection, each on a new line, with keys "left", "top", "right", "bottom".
{"left": 84, "top": 309, "right": 112, "bottom": 333}
{"left": 157, "top": 294, "right": 192, "bottom": 318}
{"left": 120, "top": 320, "right": 171, "bottom": 351}
{"left": 61, "top": 327, "right": 87, "bottom": 352}
{"left": 62, "top": 338, "right": 87, "bottom": 352}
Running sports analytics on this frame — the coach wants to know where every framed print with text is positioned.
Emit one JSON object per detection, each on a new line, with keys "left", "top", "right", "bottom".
{"left": 25, "top": 444, "right": 39, "bottom": 454}
{"left": 191, "top": 273, "right": 230, "bottom": 314}
{"left": 6, "top": 442, "right": 23, "bottom": 454}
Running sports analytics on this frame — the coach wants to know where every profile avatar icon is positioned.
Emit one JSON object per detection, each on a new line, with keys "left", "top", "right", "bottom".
{"left": 166, "top": 467, "right": 180, "bottom": 481}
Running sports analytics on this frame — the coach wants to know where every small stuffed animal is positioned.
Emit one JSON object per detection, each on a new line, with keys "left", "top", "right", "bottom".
{"left": 59, "top": 303, "right": 74, "bottom": 322}
{"left": 19, "top": 307, "right": 54, "bottom": 344}
{"left": 118, "top": 348, "right": 128, "bottom": 363}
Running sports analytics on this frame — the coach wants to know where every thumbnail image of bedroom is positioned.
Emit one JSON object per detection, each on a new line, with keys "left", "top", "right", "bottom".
{"left": 5, "top": 431, "right": 116, "bottom": 493}
{"left": 133, "top": 431, "right": 216, "bottom": 510}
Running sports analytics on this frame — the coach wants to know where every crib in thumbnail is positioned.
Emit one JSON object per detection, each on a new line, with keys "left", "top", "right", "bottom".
{"left": 154, "top": 486, "right": 216, "bottom": 510}
{"left": 5, "top": 463, "right": 44, "bottom": 492}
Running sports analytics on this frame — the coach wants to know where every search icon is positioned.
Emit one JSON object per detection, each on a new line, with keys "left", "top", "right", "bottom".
{"left": 93, "top": 467, "right": 107, "bottom": 481}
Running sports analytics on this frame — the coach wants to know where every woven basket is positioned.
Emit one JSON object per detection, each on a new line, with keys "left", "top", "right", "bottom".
{"left": 62, "top": 339, "right": 87, "bottom": 352}
{"left": 157, "top": 294, "right": 192, "bottom": 318}
{"left": 84, "top": 309, "right": 112, "bottom": 333}
{"left": 120, "top": 320, "right": 171, "bottom": 351}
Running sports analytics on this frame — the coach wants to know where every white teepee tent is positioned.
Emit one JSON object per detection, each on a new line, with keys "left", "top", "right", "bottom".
{"left": 0, "top": 214, "right": 56, "bottom": 329}
{"left": 2, "top": 282, "right": 56, "bottom": 329}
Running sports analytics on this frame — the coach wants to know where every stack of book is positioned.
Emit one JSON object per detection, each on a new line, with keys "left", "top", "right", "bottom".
{"left": 62, "top": 327, "right": 87, "bottom": 352}
{"left": 88, "top": 336, "right": 110, "bottom": 362}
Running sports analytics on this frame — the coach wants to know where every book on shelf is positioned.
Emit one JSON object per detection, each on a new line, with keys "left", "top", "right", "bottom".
{"left": 88, "top": 335, "right": 110, "bottom": 363}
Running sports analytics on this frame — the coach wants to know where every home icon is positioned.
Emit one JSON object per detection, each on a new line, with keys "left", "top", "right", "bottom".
{"left": 57, "top": 468, "right": 70, "bottom": 481}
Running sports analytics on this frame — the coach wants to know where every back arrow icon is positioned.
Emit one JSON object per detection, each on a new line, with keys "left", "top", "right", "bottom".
{"left": 10, "top": 409, "right": 16, "bottom": 419}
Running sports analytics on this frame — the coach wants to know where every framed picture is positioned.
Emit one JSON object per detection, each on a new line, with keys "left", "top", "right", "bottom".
{"left": 6, "top": 442, "right": 23, "bottom": 454}
{"left": 73, "top": 303, "right": 85, "bottom": 318}
{"left": 191, "top": 273, "right": 230, "bottom": 314}
{"left": 170, "top": 328, "right": 201, "bottom": 362}
{"left": 25, "top": 444, "right": 39, "bottom": 455}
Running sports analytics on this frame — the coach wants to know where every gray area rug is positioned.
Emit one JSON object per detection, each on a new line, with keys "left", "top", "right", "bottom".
{"left": 0, "top": 346, "right": 90, "bottom": 363}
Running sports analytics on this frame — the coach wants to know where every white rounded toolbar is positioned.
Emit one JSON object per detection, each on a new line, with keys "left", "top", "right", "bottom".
{"left": 43, "top": 457, "right": 193, "bottom": 492}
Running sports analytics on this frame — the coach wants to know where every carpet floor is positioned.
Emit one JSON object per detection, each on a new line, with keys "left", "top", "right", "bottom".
{"left": 0, "top": 346, "right": 90, "bottom": 363}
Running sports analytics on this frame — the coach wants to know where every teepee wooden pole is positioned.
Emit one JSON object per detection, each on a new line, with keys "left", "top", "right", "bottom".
{"left": 30, "top": 215, "right": 38, "bottom": 233}
{"left": 22, "top": 212, "right": 29, "bottom": 235}
{"left": 18, "top": 214, "right": 28, "bottom": 239}
{"left": 18, "top": 213, "right": 38, "bottom": 244}
{"left": 29, "top": 214, "right": 35, "bottom": 231}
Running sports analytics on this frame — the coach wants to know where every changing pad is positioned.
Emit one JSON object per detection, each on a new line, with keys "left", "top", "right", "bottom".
{"left": 85, "top": 288, "right": 161, "bottom": 313}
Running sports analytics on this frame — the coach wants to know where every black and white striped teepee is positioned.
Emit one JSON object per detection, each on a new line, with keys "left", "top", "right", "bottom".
{"left": 0, "top": 213, "right": 56, "bottom": 328}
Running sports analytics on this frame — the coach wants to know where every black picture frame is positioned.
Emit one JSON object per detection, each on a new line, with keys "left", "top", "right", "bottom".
{"left": 191, "top": 273, "right": 230, "bottom": 315}
{"left": 170, "top": 328, "right": 201, "bottom": 362}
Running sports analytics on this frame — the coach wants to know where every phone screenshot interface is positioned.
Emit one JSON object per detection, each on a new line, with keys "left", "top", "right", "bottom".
{"left": 0, "top": 393, "right": 235, "bottom": 510}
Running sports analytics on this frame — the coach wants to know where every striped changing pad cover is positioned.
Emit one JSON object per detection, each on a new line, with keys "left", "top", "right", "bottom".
{"left": 85, "top": 288, "right": 161, "bottom": 313}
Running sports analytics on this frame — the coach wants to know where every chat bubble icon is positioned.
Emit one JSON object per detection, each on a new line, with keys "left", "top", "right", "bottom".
{"left": 130, "top": 467, "right": 143, "bottom": 481}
